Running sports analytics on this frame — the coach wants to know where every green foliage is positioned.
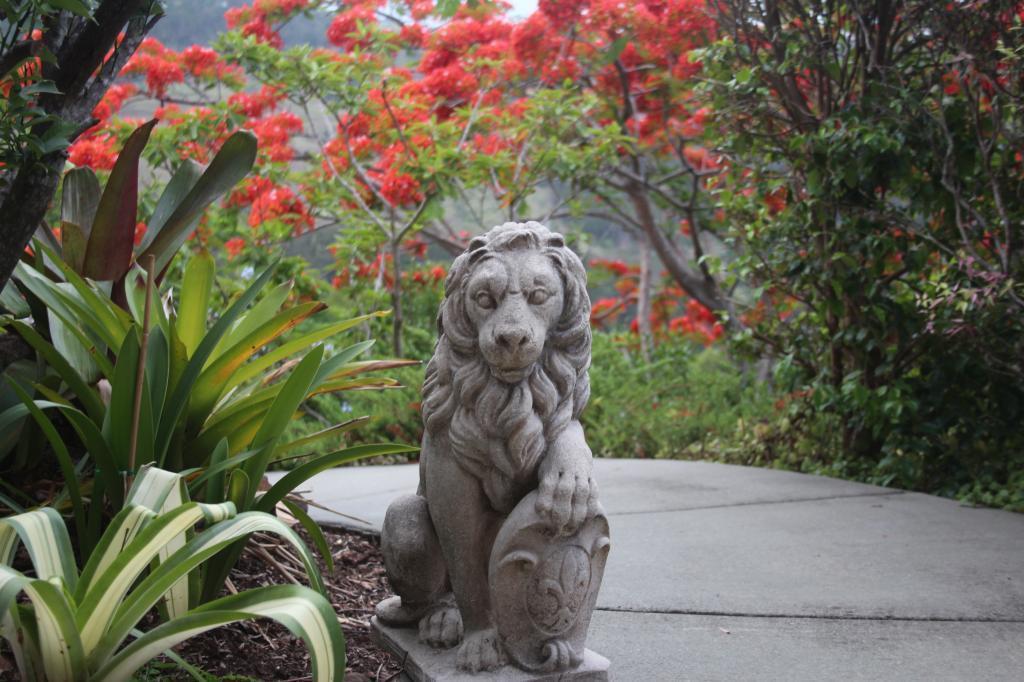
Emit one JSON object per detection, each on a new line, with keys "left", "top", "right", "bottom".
{"left": 582, "top": 333, "right": 774, "bottom": 459}
{"left": 699, "top": 1, "right": 1024, "bottom": 504}
{"left": 0, "top": 466, "right": 344, "bottom": 682}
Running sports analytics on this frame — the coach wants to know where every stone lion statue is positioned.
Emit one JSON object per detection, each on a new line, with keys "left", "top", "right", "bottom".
{"left": 374, "top": 222, "right": 610, "bottom": 676}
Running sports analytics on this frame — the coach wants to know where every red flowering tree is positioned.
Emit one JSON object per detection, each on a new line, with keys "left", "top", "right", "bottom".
{"left": 70, "top": 0, "right": 733, "bottom": 357}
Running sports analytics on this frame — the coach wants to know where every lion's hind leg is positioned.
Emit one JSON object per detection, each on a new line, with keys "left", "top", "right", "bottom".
{"left": 376, "top": 493, "right": 448, "bottom": 627}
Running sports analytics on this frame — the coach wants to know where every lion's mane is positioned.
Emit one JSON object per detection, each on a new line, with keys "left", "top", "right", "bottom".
{"left": 421, "top": 222, "right": 591, "bottom": 512}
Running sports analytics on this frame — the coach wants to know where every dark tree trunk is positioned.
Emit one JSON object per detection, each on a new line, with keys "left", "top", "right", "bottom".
{"left": 626, "top": 183, "right": 735, "bottom": 321}
{"left": 0, "top": 1, "right": 158, "bottom": 292}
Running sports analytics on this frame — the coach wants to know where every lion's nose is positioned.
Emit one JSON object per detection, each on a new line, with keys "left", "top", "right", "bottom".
{"left": 496, "top": 329, "right": 530, "bottom": 350}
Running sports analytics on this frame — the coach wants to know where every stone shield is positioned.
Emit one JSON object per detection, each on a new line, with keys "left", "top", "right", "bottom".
{"left": 488, "top": 490, "right": 611, "bottom": 672}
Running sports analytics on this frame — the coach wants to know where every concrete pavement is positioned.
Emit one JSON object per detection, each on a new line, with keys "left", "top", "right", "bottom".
{"left": 268, "top": 459, "right": 1024, "bottom": 681}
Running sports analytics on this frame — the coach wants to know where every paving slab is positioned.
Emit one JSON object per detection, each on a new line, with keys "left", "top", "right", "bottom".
{"left": 586, "top": 610, "right": 1024, "bottom": 682}
{"left": 268, "top": 459, "right": 890, "bottom": 530}
{"left": 268, "top": 459, "right": 1024, "bottom": 680}
{"left": 599, "top": 490, "right": 1024, "bottom": 619}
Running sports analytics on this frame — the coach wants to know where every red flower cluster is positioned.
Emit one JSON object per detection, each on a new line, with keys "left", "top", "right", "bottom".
{"left": 68, "top": 136, "right": 118, "bottom": 171}
{"left": 377, "top": 168, "right": 423, "bottom": 207}
{"left": 226, "top": 0, "right": 310, "bottom": 48}
{"left": 327, "top": 5, "right": 377, "bottom": 50}
{"left": 230, "top": 177, "right": 314, "bottom": 235}
{"left": 249, "top": 111, "right": 303, "bottom": 163}
{"left": 228, "top": 85, "right": 284, "bottom": 118}
{"left": 225, "top": 236, "right": 247, "bottom": 259}
{"left": 124, "top": 39, "right": 240, "bottom": 97}
{"left": 91, "top": 83, "right": 137, "bottom": 123}
{"left": 123, "top": 38, "right": 184, "bottom": 97}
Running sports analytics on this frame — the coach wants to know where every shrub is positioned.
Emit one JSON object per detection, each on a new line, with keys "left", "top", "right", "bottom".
{"left": 0, "top": 466, "right": 344, "bottom": 682}
{"left": 583, "top": 333, "right": 774, "bottom": 459}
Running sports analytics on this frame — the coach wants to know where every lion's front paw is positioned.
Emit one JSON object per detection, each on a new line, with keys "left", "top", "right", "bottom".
{"left": 418, "top": 602, "right": 463, "bottom": 649}
{"left": 536, "top": 461, "right": 599, "bottom": 536}
{"left": 455, "top": 628, "right": 507, "bottom": 672}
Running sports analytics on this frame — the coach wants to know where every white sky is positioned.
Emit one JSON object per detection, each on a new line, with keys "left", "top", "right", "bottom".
{"left": 508, "top": 0, "right": 539, "bottom": 19}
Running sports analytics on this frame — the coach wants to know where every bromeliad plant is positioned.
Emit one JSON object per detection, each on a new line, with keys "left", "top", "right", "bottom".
{"left": 1, "top": 246, "right": 417, "bottom": 561}
{"left": 0, "top": 466, "right": 344, "bottom": 682}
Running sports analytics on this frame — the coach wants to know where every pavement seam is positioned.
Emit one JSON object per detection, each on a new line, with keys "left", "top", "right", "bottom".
{"left": 595, "top": 606, "right": 1024, "bottom": 624}
{"left": 607, "top": 490, "right": 905, "bottom": 516}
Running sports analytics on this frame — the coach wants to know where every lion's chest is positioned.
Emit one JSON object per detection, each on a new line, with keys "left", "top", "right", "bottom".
{"left": 443, "top": 429, "right": 545, "bottom": 514}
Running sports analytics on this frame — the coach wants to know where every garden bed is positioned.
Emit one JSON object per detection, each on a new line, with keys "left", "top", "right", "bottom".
{"left": 164, "top": 526, "right": 401, "bottom": 681}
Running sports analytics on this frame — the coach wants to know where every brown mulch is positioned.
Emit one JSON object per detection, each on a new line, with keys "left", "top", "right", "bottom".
{"left": 163, "top": 526, "right": 402, "bottom": 681}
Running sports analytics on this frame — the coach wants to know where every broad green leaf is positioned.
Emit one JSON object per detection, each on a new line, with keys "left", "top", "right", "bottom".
{"left": 191, "top": 399, "right": 272, "bottom": 458}
{"left": 176, "top": 249, "right": 215, "bottom": 357}
{"left": 209, "top": 279, "right": 293, "bottom": 365}
{"left": 5, "top": 320, "right": 104, "bottom": 423}
{"left": 0, "top": 281, "right": 29, "bottom": 317}
{"left": 60, "top": 221, "right": 89, "bottom": 274}
{"left": 224, "top": 312, "right": 388, "bottom": 392}
{"left": 188, "top": 301, "right": 327, "bottom": 429}
{"left": 147, "top": 326, "right": 171, "bottom": 420}
{"left": 155, "top": 264, "right": 276, "bottom": 463}
{"left": 103, "top": 328, "right": 154, "bottom": 472}
{"left": 49, "top": 295, "right": 101, "bottom": 383}
{"left": 242, "top": 347, "right": 324, "bottom": 502}
{"left": 139, "top": 131, "right": 258, "bottom": 274}
{"left": 226, "top": 469, "right": 249, "bottom": 511}
{"left": 257, "top": 443, "right": 420, "bottom": 513}
{"left": 13, "top": 259, "right": 125, "bottom": 351}
{"left": 124, "top": 263, "right": 171, "bottom": 338}
{"left": 61, "top": 167, "right": 101, "bottom": 251}
{"left": 34, "top": 243, "right": 134, "bottom": 344}
{"left": 83, "top": 119, "right": 157, "bottom": 282}
{"left": 137, "top": 160, "right": 202, "bottom": 254}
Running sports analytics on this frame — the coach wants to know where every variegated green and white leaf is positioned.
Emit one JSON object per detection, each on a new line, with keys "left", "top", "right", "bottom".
{"left": 126, "top": 465, "right": 192, "bottom": 619}
{"left": 23, "top": 579, "right": 86, "bottom": 682}
{"left": 75, "top": 501, "right": 232, "bottom": 655}
{"left": 0, "top": 509, "right": 77, "bottom": 589}
{"left": 96, "top": 510, "right": 321, "bottom": 663}
{"left": 94, "top": 585, "right": 344, "bottom": 682}
{"left": 74, "top": 505, "right": 156, "bottom": 601}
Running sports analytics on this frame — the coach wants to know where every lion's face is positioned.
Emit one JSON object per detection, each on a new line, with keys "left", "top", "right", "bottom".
{"left": 464, "top": 249, "right": 565, "bottom": 383}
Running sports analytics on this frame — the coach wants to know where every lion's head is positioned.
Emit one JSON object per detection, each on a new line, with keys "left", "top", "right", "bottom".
{"left": 421, "top": 222, "right": 591, "bottom": 511}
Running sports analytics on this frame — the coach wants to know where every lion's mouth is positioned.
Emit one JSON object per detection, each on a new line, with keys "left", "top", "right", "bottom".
{"left": 490, "top": 364, "right": 534, "bottom": 383}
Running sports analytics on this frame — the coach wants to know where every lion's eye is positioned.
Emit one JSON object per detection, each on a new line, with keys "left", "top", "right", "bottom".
{"left": 475, "top": 292, "right": 496, "bottom": 309}
{"left": 528, "top": 289, "right": 549, "bottom": 305}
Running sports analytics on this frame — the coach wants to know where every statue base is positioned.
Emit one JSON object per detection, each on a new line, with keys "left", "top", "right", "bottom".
{"left": 371, "top": 617, "right": 610, "bottom": 681}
